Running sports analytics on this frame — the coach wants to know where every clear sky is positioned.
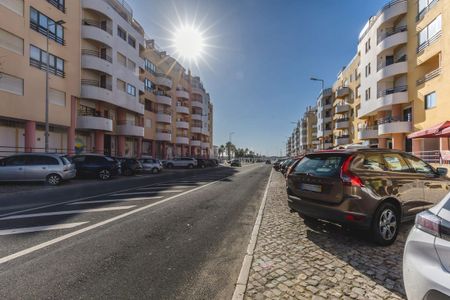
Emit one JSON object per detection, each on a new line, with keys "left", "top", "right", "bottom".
{"left": 129, "top": 0, "right": 389, "bottom": 156}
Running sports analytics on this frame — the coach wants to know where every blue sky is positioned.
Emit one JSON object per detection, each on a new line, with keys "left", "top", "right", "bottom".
{"left": 130, "top": 0, "right": 388, "bottom": 156}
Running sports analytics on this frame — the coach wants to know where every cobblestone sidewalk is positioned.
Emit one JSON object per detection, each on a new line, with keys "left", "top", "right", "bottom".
{"left": 244, "top": 171, "right": 410, "bottom": 300}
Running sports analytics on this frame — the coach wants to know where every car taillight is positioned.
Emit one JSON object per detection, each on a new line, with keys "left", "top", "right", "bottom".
{"left": 340, "top": 156, "right": 364, "bottom": 187}
{"left": 415, "top": 211, "right": 450, "bottom": 241}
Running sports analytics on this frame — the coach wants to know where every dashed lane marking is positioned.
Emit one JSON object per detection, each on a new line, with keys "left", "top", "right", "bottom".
{"left": 0, "top": 222, "right": 89, "bottom": 236}
{"left": 67, "top": 197, "right": 164, "bottom": 205}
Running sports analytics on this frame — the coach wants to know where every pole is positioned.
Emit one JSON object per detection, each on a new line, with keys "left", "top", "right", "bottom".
{"left": 45, "top": 21, "right": 51, "bottom": 153}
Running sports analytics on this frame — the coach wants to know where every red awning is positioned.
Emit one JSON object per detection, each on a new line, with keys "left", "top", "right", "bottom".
{"left": 407, "top": 121, "right": 450, "bottom": 139}
{"left": 437, "top": 126, "right": 450, "bottom": 137}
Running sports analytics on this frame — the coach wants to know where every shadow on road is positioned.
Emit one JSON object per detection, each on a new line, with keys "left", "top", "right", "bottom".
{"left": 303, "top": 218, "right": 412, "bottom": 298}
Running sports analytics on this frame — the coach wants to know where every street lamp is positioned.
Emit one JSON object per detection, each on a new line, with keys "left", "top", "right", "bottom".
{"left": 45, "top": 19, "right": 65, "bottom": 153}
{"left": 310, "top": 77, "right": 325, "bottom": 150}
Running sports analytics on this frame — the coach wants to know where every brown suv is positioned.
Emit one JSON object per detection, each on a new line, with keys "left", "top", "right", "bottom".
{"left": 286, "top": 149, "right": 450, "bottom": 245}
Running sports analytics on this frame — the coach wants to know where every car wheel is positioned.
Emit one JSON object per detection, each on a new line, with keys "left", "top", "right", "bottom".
{"left": 298, "top": 213, "right": 317, "bottom": 223}
{"left": 46, "top": 174, "right": 62, "bottom": 186}
{"left": 152, "top": 168, "right": 159, "bottom": 174}
{"left": 188, "top": 164, "right": 194, "bottom": 169}
{"left": 98, "top": 169, "right": 111, "bottom": 180}
{"left": 166, "top": 163, "right": 173, "bottom": 169}
{"left": 371, "top": 202, "right": 400, "bottom": 246}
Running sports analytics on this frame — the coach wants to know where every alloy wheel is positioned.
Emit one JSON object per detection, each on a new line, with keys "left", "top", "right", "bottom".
{"left": 47, "top": 174, "right": 61, "bottom": 186}
{"left": 378, "top": 208, "right": 397, "bottom": 241}
{"left": 99, "top": 169, "right": 111, "bottom": 180}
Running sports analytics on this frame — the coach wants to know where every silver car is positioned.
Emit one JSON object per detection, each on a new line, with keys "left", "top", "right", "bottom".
{"left": 0, "top": 153, "right": 76, "bottom": 185}
{"left": 139, "top": 158, "right": 163, "bottom": 174}
{"left": 164, "top": 157, "right": 197, "bottom": 169}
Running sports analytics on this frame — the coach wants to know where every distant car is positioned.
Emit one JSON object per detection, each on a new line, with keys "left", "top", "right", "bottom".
{"left": 287, "top": 149, "right": 450, "bottom": 245}
{"left": 209, "top": 159, "right": 219, "bottom": 167}
{"left": 114, "top": 157, "right": 142, "bottom": 176}
{"left": 273, "top": 159, "right": 286, "bottom": 171}
{"left": 403, "top": 193, "right": 450, "bottom": 299}
{"left": 230, "top": 159, "right": 241, "bottom": 167}
{"left": 0, "top": 153, "right": 76, "bottom": 185}
{"left": 265, "top": 160, "right": 272, "bottom": 164}
{"left": 164, "top": 157, "right": 197, "bottom": 169}
{"left": 72, "top": 154, "right": 121, "bottom": 180}
{"left": 280, "top": 159, "right": 294, "bottom": 174}
{"left": 139, "top": 158, "right": 163, "bottom": 174}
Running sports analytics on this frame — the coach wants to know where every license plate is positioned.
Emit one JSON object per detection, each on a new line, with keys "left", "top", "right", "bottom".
{"left": 300, "top": 183, "right": 322, "bottom": 193}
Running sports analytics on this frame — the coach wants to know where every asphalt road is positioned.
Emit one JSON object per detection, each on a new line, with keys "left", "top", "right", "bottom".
{"left": 0, "top": 164, "right": 271, "bottom": 299}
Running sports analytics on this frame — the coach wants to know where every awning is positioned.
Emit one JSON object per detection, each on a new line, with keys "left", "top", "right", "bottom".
{"left": 437, "top": 126, "right": 450, "bottom": 137}
{"left": 407, "top": 121, "right": 450, "bottom": 139}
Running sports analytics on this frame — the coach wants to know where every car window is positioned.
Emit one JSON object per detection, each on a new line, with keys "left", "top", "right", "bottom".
{"left": 3, "top": 156, "right": 27, "bottom": 166}
{"left": 294, "top": 155, "right": 345, "bottom": 177}
{"left": 28, "top": 155, "right": 59, "bottom": 166}
{"left": 353, "top": 153, "right": 387, "bottom": 172}
{"left": 72, "top": 156, "right": 85, "bottom": 163}
{"left": 104, "top": 156, "right": 115, "bottom": 162}
{"left": 403, "top": 155, "right": 435, "bottom": 174}
{"left": 61, "top": 156, "right": 71, "bottom": 165}
{"left": 86, "top": 156, "right": 105, "bottom": 163}
{"left": 382, "top": 153, "right": 411, "bottom": 173}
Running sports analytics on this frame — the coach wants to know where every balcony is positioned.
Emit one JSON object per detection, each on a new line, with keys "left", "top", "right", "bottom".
{"left": 191, "top": 114, "right": 202, "bottom": 121}
{"left": 335, "top": 119, "right": 350, "bottom": 129}
{"left": 417, "top": 31, "right": 442, "bottom": 54}
{"left": 359, "top": 86, "right": 408, "bottom": 117}
{"left": 176, "top": 137, "right": 189, "bottom": 145}
{"left": 191, "top": 127, "right": 202, "bottom": 134}
{"left": 192, "top": 87, "right": 204, "bottom": 95}
{"left": 116, "top": 121, "right": 144, "bottom": 137}
{"left": 176, "top": 89, "right": 190, "bottom": 99}
{"left": 417, "top": 68, "right": 441, "bottom": 86}
{"left": 358, "top": 126, "right": 379, "bottom": 140}
{"left": 77, "top": 115, "right": 113, "bottom": 132}
{"left": 377, "top": 26, "right": 407, "bottom": 54}
{"left": 323, "top": 143, "right": 333, "bottom": 149}
{"left": 81, "top": 22, "right": 113, "bottom": 47}
{"left": 154, "top": 92, "right": 172, "bottom": 106}
{"left": 202, "top": 142, "right": 210, "bottom": 149}
{"left": 156, "top": 113, "right": 172, "bottom": 124}
{"left": 202, "top": 128, "right": 210, "bottom": 136}
{"left": 335, "top": 136, "right": 350, "bottom": 146}
{"left": 335, "top": 87, "right": 350, "bottom": 98}
{"left": 191, "top": 140, "right": 202, "bottom": 147}
{"left": 176, "top": 121, "right": 189, "bottom": 129}
{"left": 81, "top": 0, "right": 114, "bottom": 20}
{"left": 155, "top": 73, "right": 172, "bottom": 88}
{"left": 81, "top": 80, "right": 113, "bottom": 103}
{"left": 335, "top": 104, "right": 350, "bottom": 114}
{"left": 378, "top": 118, "right": 412, "bottom": 135}
{"left": 156, "top": 131, "right": 172, "bottom": 142}
{"left": 377, "top": 56, "right": 407, "bottom": 81}
{"left": 191, "top": 100, "right": 203, "bottom": 109}
{"left": 81, "top": 49, "right": 113, "bottom": 75}
{"left": 176, "top": 106, "right": 190, "bottom": 114}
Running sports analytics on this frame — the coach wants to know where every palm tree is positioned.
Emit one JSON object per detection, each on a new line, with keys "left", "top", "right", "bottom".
{"left": 226, "top": 141, "right": 235, "bottom": 160}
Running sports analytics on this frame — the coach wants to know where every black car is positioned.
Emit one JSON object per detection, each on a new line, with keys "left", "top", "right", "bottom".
{"left": 230, "top": 159, "right": 242, "bottom": 167}
{"left": 114, "top": 157, "right": 143, "bottom": 176}
{"left": 71, "top": 154, "right": 121, "bottom": 180}
{"left": 265, "top": 160, "right": 272, "bottom": 164}
{"left": 273, "top": 159, "right": 286, "bottom": 171}
{"left": 196, "top": 158, "right": 216, "bottom": 168}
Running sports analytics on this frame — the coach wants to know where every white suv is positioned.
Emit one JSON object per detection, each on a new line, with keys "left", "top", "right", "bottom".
{"left": 164, "top": 157, "right": 197, "bottom": 169}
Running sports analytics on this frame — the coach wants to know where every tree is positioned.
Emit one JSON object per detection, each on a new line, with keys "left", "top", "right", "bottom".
{"left": 219, "top": 145, "right": 225, "bottom": 158}
{"left": 226, "top": 141, "right": 235, "bottom": 160}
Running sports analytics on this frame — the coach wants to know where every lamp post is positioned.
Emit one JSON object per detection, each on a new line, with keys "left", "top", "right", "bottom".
{"left": 45, "top": 19, "right": 65, "bottom": 153}
{"left": 310, "top": 77, "right": 325, "bottom": 150}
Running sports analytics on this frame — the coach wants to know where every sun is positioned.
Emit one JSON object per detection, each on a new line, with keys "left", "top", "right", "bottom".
{"left": 172, "top": 25, "right": 205, "bottom": 60}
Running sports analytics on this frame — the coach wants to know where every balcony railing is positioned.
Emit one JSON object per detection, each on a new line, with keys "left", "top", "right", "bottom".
{"left": 153, "top": 91, "right": 170, "bottom": 97}
{"left": 117, "top": 119, "right": 141, "bottom": 126}
{"left": 417, "top": 0, "right": 439, "bottom": 22}
{"left": 78, "top": 106, "right": 112, "bottom": 119}
{"left": 417, "top": 31, "right": 442, "bottom": 53}
{"left": 47, "top": 0, "right": 65, "bottom": 12}
{"left": 377, "top": 85, "right": 408, "bottom": 98}
{"left": 335, "top": 118, "right": 350, "bottom": 123}
{"left": 416, "top": 68, "right": 441, "bottom": 85}
{"left": 377, "top": 25, "right": 407, "bottom": 44}
{"left": 377, "top": 55, "right": 407, "bottom": 71}
{"left": 81, "top": 79, "right": 112, "bottom": 91}
{"left": 156, "top": 129, "right": 172, "bottom": 134}
{"left": 81, "top": 49, "right": 112, "bottom": 63}
{"left": 30, "top": 22, "right": 65, "bottom": 45}
{"left": 378, "top": 116, "right": 410, "bottom": 125}
{"left": 82, "top": 19, "right": 112, "bottom": 34}
{"left": 30, "top": 58, "right": 65, "bottom": 77}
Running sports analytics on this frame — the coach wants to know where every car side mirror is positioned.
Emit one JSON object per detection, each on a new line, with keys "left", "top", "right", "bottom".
{"left": 436, "top": 167, "right": 448, "bottom": 177}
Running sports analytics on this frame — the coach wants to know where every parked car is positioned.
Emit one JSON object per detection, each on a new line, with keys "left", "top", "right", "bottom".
{"left": 209, "top": 159, "right": 219, "bottom": 167}
{"left": 285, "top": 157, "right": 303, "bottom": 178}
{"left": 164, "top": 157, "right": 197, "bottom": 169}
{"left": 196, "top": 158, "right": 215, "bottom": 168}
{"left": 286, "top": 149, "right": 450, "bottom": 245}
{"left": 139, "top": 158, "right": 163, "bottom": 174}
{"left": 230, "top": 159, "right": 241, "bottom": 167}
{"left": 273, "top": 159, "right": 286, "bottom": 171}
{"left": 72, "top": 154, "right": 121, "bottom": 180}
{"left": 403, "top": 192, "right": 450, "bottom": 300}
{"left": 114, "top": 157, "right": 142, "bottom": 176}
{"left": 0, "top": 153, "right": 76, "bottom": 185}
{"left": 265, "top": 160, "right": 272, "bottom": 164}
{"left": 280, "top": 159, "right": 295, "bottom": 175}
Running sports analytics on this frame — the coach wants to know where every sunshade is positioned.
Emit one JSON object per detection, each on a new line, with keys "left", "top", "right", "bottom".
{"left": 407, "top": 121, "right": 450, "bottom": 139}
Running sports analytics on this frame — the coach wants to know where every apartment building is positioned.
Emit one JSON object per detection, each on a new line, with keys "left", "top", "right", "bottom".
{"left": 316, "top": 88, "right": 334, "bottom": 149}
{"left": 0, "top": 0, "right": 80, "bottom": 154}
{"left": 299, "top": 106, "right": 318, "bottom": 151}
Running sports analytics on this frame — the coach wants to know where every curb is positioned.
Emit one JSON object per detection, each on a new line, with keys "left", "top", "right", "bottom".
{"left": 232, "top": 168, "right": 273, "bottom": 300}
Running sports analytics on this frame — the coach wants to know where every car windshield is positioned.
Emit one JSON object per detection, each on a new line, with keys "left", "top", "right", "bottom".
{"left": 294, "top": 155, "right": 345, "bottom": 177}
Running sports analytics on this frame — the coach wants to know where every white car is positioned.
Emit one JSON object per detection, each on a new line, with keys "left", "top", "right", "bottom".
{"left": 164, "top": 157, "right": 197, "bottom": 169}
{"left": 139, "top": 158, "right": 163, "bottom": 174}
{"left": 403, "top": 192, "right": 450, "bottom": 300}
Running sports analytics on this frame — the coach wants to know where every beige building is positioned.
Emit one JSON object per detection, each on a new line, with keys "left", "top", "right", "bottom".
{"left": 316, "top": 88, "right": 334, "bottom": 149}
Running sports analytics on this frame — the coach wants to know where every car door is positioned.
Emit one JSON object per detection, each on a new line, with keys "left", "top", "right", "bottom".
{"left": 26, "top": 155, "right": 59, "bottom": 180}
{"left": 403, "top": 154, "right": 450, "bottom": 210}
{"left": 72, "top": 156, "right": 87, "bottom": 175}
{"left": 0, "top": 156, "right": 27, "bottom": 181}
{"left": 382, "top": 152, "right": 425, "bottom": 219}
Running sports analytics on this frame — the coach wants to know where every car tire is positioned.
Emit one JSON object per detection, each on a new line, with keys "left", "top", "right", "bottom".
{"left": 188, "top": 164, "right": 194, "bottom": 169}
{"left": 166, "top": 163, "right": 173, "bottom": 169}
{"left": 371, "top": 202, "right": 400, "bottom": 246}
{"left": 46, "top": 174, "right": 62, "bottom": 186}
{"left": 298, "top": 213, "right": 317, "bottom": 223}
{"left": 152, "top": 168, "right": 159, "bottom": 174}
{"left": 98, "top": 169, "right": 111, "bottom": 180}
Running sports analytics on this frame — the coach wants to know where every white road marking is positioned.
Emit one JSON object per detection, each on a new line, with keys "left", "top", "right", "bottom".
{"left": 0, "top": 222, "right": 89, "bottom": 236}
{"left": 111, "top": 190, "right": 184, "bottom": 196}
{"left": 0, "top": 206, "right": 136, "bottom": 221}
{"left": 67, "top": 197, "right": 163, "bottom": 205}
{"left": 0, "top": 177, "right": 225, "bottom": 265}
{"left": 136, "top": 186, "right": 193, "bottom": 190}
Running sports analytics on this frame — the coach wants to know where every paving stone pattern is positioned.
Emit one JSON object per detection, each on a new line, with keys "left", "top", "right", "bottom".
{"left": 245, "top": 171, "right": 410, "bottom": 300}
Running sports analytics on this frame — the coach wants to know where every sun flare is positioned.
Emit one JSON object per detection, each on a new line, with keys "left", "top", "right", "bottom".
{"left": 172, "top": 25, "right": 205, "bottom": 60}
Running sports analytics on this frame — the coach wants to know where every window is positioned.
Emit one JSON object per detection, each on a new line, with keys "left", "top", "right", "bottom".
{"left": 127, "top": 84, "right": 136, "bottom": 96}
{"left": 353, "top": 154, "right": 387, "bottom": 172}
{"left": 127, "top": 59, "right": 136, "bottom": 72}
{"left": 418, "top": 15, "right": 442, "bottom": 47}
{"left": 28, "top": 155, "right": 59, "bottom": 166}
{"left": 29, "top": 45, "right": 65, "bottom": 77}
{"left": 145, "top": 59, "right": 156, "bottom": 73}
{"left": 128, "top": 35, "right": 136, "bottom": 48}
{"left": 0, "top": 72, "right": 23, "bottom": 95}
{"left": 383, "top": 153, "right": 410, "bottom": 172}
{"left": 30, "top": 7, "right": 64, "bottom": 45}
{"left": 365, "top": 88, "right": 371, "bottom": 101}
{"left": 0, "top": 28, "right": 23, "bottom": 54}
{"left": 365, "top": 38, "right": 371, "bottom": 53}
{"left": 365, "top": 63, "right": 371, "bottom": 77}
{"left": 117, "top": 79, "right": 126, "bottom": 92}
{"left": 47, "top": 0, "right": 65, "bottom": 12}
{"left": 117, "top": 26, "right": 126, "bottom": 41}
{"left": 356, "top": 85, "right": 361, "bottom": 98}
{"left": 49, "top": 88, "right": 66, "bottom": 106}
{"left": 294, "top": 155, "right": 345, "bottom": 178}
{"left": 404, "top": 155, "right": 434, "bottom": 174}
{"left": 117, "top": 52, "right": 126, "bottom": 67}
{"left": 425, "top": 92, "right": 436, "bottom": 109}
{"left": 145, "top": 118, "right": 152, "bottom": 128}
{"left": 144, "top": 78, "right": 154, "bottom": 92}
{"left": 0, "top": 0, "right": 24, "bottom": 16}
{"left": 3, "top": 155, "right": 27, "bottom": 166}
